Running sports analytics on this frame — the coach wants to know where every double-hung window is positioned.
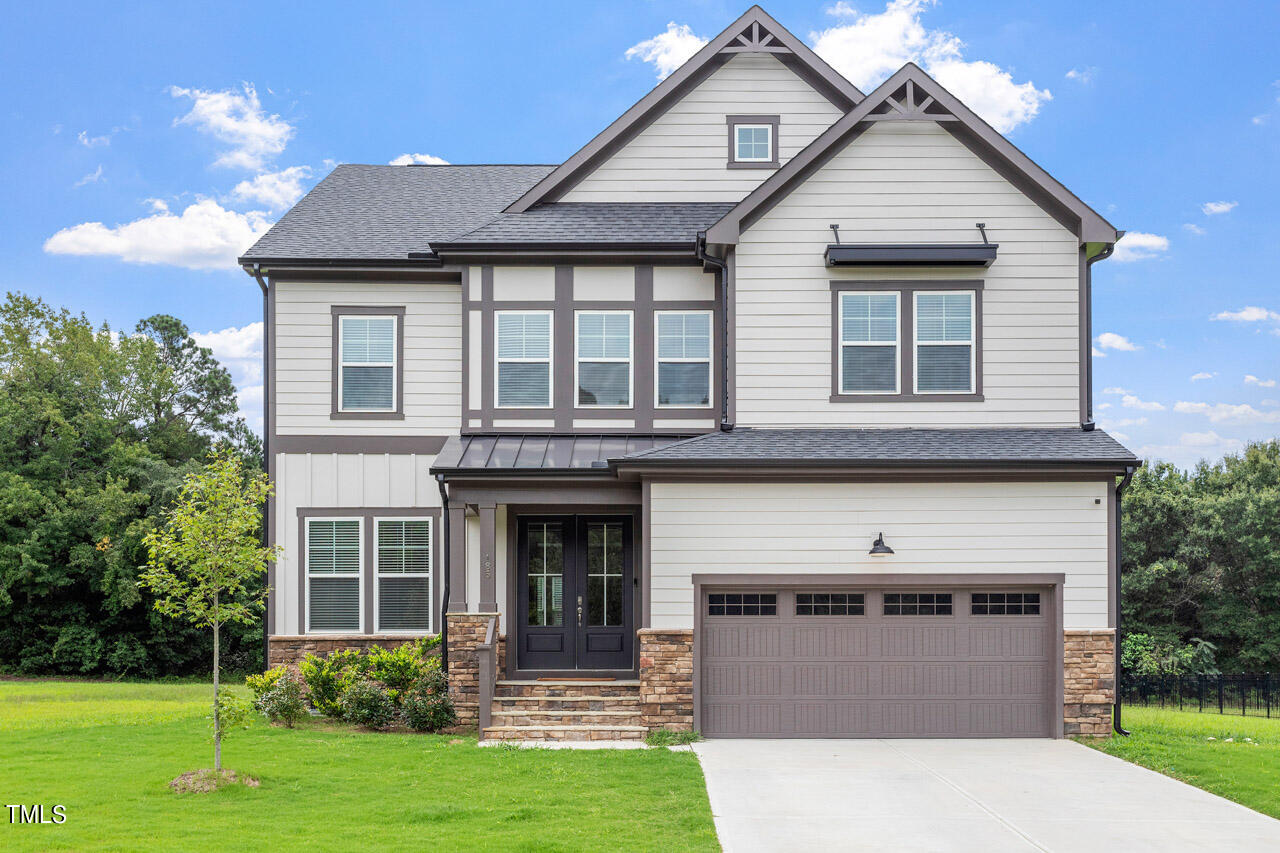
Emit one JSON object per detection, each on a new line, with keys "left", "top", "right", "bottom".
{"left": 915, "top": 291, "right": 975, "bottom": 393}
{"left": 307, "top": 519, "right": 362, "bottom": 632}
{"left": 576, "top": 311, "right": 632, "bottom": 407}
{"left": 338, "top": 315, "right": 397, "bottom": 412}
{"left": 375, "top": 518, "right": 433, "bottom": 632}
{"left": 496, "top": 311, "right": 552, "bottom": 407}
{"left": 838, "top": 292, "right": 899, "bottom": 394}
{"left": 656, "top": 311, "right": 712, "bottom": 407}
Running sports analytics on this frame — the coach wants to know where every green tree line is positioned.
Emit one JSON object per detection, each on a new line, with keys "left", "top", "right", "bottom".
{"left": 1123, "top": 439, "right": 1280, "bottom": 672}
{"left": 0, "top": 293, "right": 263, "bottom": 677}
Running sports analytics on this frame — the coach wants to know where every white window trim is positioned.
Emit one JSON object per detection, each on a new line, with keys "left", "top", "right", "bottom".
{"left": 913, "top": 290, "right": 976, "bottom": 395}
{"left": 337, "top": 315, "right": 398, "bottom": 413}
{"left": 574, "top": 309, "right": 634, "bottom": 409}
{"left": 838, "top": 291, "right": 901, "bottom": 395}
{"left": 733, "top": 123, "right": 773, "bottom": 163}
{"left": 305, "top": 516, "right": 364, "bottom": 635}
{"left": 654, "top": 309, "right": 714, "bottom": 409}
{"left": 494, "top": 309, "right": 554, "bottom": 409}
{"left": 373, "top": 516, "right": 434, "bottom": 635}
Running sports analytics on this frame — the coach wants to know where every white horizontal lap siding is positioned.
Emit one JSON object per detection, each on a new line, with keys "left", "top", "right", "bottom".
{"left": 273, "top": 451, "right": 442, "bottom": 635}
{"left": 734, "top": 121, "right": 1081, "bottom": 427}
{"left": 273, "top": 280, "right": 461, "bottom": 435}
{"left": 648, "top": 480, "right": 1109, "bottom": 631}
{"left": 561, "top": 54, "right": 842, "bottom": 202}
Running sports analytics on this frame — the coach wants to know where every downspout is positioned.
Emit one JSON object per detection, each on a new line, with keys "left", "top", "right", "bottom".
{"left": 436, "top": 475, "right": 450, "bottom": 675}
{"left": 1082, "top": 240, "right": 1119, "bottom": 431}
{"left": 1113, "top": 465, "right": 1136, "bottom": 736}
{"left": 251, "top": 263, "right": 271, "bottom": 673}
{"left": 696, "top": 232, "right": 733, "bottom": 431}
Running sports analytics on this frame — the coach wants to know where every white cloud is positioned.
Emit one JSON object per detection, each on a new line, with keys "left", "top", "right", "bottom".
{"left": 170, "top": 83, "right": 293, "bottom": 170}
{"left": 625, "top": 22, "right": 708, "bottom": 80}
{"left": 1190, "top": 372, "right": 1215, "bottom": 382}
{"left": 1245, "top": 374, "right": 1277, "bottom": 388}
{"left": 1122, "top": 394, "right": 1165, "bottom": 411}
{"left": 1111, "top": 231, "right": 1169, "bottom": 262}
{"left": 1173, "top": 400, "right": 1280, "bottom": 425}
{"left": 1212, "top": 306, "right": 1280, "bottom": 323}
{"left": 810, "top": 0, "right": 1051, "bottom": 133}
{"left": 1065, "top": 67, "right": 1096, "bottom": 85}
{"left": 1100, "top": 417, "right": 1148, "bottom": 428}
{"left": 230, "top": 165, "right": 312, "bottom": 210}
{"left": 78, "top": 130, "right": 110, "bottom": 147}
{"left": 1202, "top": 200, "right": 1237, "bottom": 215}
{"left": 1094, "top": 332, "right": 1139, "bottom": 352}
{"left": 1092, "top": 346, "right": 1105, "bottom": 357}
{"left": 388, "top": 153, "right": 450, "bottom": 166}
{"left": 1183, "top": 223, "right": 1206, "bottom": 235}
{"left": 1096, "top": 402, "right": 1112, "bottom": 411}
{"left": 1102, "top": 386, "right": 1129, "bottom": 395}
{"left": 73, "top": 165, "right": 104, "bottom": 187}
{"left": 192, "top": 321, "right": 263, "bottom": 361}
{"left": 44, "top": 198, "right": 271, "bottom": 271}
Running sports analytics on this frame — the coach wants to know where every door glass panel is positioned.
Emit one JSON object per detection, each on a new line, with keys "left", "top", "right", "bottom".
{"left": 585, "top": 522, "right": 623, "bottom": 627}
{"left": 527, "top": 523, "right": 564, "bottom": 626}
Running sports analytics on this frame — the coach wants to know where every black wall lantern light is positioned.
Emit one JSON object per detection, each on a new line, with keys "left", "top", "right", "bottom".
{"left": 868, "top": 532, "right": 894, "bottom": 557}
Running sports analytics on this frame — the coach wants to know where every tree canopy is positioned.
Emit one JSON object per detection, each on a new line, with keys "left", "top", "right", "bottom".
{"left": 0, "top": 292, "right": 262, "bottom": 677}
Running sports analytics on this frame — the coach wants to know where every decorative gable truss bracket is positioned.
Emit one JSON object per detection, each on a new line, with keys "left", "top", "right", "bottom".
{"left": 721, "top": 20, "right": 789, "bottom": 54}
{"left": 865, "top": 80, "right": 958, "bottom": 122}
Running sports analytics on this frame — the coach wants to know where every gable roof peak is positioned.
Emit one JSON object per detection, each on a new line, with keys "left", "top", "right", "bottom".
{"left": 504, "top": 6, "right": 863, "bottom": 213}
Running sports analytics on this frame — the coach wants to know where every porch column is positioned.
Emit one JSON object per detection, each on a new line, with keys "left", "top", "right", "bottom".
{"left": 478, "top": 501, "right": 498, "bottom": 612}
{"left": 447, "top": 504, "right": 467, "bottom": 612}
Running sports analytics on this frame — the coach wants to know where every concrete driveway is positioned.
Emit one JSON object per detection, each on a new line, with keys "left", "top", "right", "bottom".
{"left": 693, "top": 738, "right": 1280, "bottom": 852}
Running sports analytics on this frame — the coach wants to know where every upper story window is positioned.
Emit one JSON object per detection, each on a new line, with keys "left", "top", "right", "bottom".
{"left": 915, "top": 292, "right": 975, "bottom": 394}
{"left": 576, "top": 311, "right": 632, "bottom": 407}
{"left": 727, "top": 115, "right": 779, "bottom": 168}
{"left": 656, "top": 311, "right": 712, "bottom": 407}
{"left": 335, "top": 310, "right": 401, "bottom": 415}
{"left": 496, "top": 311, "right": 553, "bottom": 408}
{"left": 838, "top": 292, "right": 899, "bottom": 394}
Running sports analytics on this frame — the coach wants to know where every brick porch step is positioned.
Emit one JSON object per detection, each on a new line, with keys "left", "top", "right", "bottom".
{"left": 482, "top": 725, "right": 647, "bottom": 742}
{"left": 494, "top": 679, "right": 641, "bottom": 699}
{"left": 492, "top": 695, "right": 642, "bottom": 712}
{"left": 491, "top": 709, "right": 644, "bottom": 727}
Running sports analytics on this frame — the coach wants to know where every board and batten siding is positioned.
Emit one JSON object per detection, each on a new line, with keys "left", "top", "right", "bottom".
{"left": 274, "top": 279, "right": 461, "bottom": 435}
{"left": 733, "top": 121, "right": 1081, "bottom": 427}
{"left": 273, "top": 451, "right": 442, "bottom": 634}
{"left": 648, "top": 480, "right": 1109, "bottom": 631}
{"left": 561, "top": 53, "right": 843, "bottom": 203}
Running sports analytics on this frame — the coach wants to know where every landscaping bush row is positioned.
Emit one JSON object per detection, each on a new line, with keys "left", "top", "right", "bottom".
{"left": 245, "top": 638, "right": 456, "bottom": 732}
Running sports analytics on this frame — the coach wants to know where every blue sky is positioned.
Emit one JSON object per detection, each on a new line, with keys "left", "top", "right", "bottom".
{"left": 4, "top": 0, "right": 1278, "bottom": 467}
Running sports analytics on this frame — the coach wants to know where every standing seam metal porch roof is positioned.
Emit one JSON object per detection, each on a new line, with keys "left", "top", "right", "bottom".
{"left": 430, "top": 434, "right": 695, "bottom": 475}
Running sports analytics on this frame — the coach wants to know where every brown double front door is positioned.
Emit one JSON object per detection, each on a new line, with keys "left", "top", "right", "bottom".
{"left": 516, "top": 515, "right": 634, "bottom": 672}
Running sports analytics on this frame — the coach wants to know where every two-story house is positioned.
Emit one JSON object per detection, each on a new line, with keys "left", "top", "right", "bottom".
{"left": 240, "top": 5, "right": 1137, "bottom": 742}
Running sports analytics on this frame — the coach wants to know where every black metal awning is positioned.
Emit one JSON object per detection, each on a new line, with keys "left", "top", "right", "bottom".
{"left": 824, "top": 243, "right": 998, "bottom": 267}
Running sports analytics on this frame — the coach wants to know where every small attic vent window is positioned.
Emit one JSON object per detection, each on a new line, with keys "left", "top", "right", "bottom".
{"left": 727, "top": 115, "right": 779, "bottom": 169}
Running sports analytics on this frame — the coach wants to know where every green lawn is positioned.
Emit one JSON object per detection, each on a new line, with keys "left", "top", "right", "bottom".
{"left": 0, "top": 680, "right": 718, "bottom": 852}
{"left": 1084, "top": 705, "right": 1280, "bottom": 819}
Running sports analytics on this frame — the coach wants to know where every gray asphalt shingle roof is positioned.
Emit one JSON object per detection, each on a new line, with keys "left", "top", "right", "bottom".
{"left": 239, "top": 164, "right": 554, "bottom": 262}
{"left": 615, "top": 428, "right": 1139, "bottom": 466}
{"left": 441, "top": 202, "right": 737, "bottom": 246}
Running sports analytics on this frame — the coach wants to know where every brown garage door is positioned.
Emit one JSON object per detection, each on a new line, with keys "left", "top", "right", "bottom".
{"left": 699, "top": 586, "right": 1055, "bottom": 738}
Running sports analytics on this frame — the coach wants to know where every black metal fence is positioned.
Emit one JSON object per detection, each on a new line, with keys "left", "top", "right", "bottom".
{"left": 1121, "top": 673, "right": 1279, "bottom": 717}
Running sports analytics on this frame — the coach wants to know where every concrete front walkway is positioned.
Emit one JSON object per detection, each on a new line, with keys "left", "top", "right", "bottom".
{"left": 693, "top": 738, "right": 1280, "bottom": 852}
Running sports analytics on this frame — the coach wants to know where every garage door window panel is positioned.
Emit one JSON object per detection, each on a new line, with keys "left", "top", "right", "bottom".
{"left": 707, "top": 592, "right": 777, "bottom": 616}
{"left": 883, "top": 592, "right": 953, "bottom": 616}
{"left": 971, "top": 592, "right": 1041, "bottom": 616}
{"left": 796, "top": 592, "right": 865, "bottom": 616}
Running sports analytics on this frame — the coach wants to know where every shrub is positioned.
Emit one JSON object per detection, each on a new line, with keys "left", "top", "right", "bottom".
{"left": 245, "top": 665, "right": 288, "bottom": 702}
{"left": 299, "top": 650, "right": 368, "bottom": 716}
{"left": 401, "top": 667, "right": 456, "bottom": 732}
{"left": 341, "top": 680, "right": 396, "bottom": 729}
{"left": 258, "top": 674, "right": 308, "bottom": 728}
{"left": 367, "top": 643, "right": 430, "bottom": 698}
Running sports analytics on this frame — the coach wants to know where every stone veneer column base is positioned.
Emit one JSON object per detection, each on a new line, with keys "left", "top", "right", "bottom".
{"left": 445, "top": 614, "right": 502, "bottom": 728}
{"left": 639, "top": 629, "right": 694, "bottom": 733}
{"left": 1064, "top": 629, "right": 1116, "bottom": 737}
{"left": 267, "top": 635, "right": 428, "bottom": 668}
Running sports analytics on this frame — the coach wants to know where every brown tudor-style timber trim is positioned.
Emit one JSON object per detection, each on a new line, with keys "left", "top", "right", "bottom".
{"left": 504, "top": 6, "right": 862, "bottom": 213}
{"left": 690, "top": 572, "right": 1067, "bottom": 738}
{"left": 296, "top": 506, "right": 442, "bottom": 636}
{"left": 462, "top": 265, "right": 719, "bottom": 434}
{"left": 330, "top": 305, "right": 406, "bottom": 420}
{"left": 726, "top": 114, "right": 781, "bottom": 169}
{"left": 829, "top": 280, "right": 984, "bottom": 403}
